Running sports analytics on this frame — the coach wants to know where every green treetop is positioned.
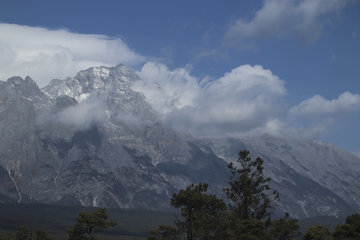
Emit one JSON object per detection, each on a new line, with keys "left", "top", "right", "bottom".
{"left": 332, "top": 213, "right": 360, "bottom": 239}
{"left": 224, "top": 149, "right": 280, "bottom": 224}
{"left": 148, "top": 183, "right": 228, "bottom": 240}
{"left": 304, "top": 225, "right": 331, "bottom": 240}
{"left": 67, "top": 207, "right": 117, "bottom": 240}
{"left": 147, "top": 149, "right": 301, "bottom": 240}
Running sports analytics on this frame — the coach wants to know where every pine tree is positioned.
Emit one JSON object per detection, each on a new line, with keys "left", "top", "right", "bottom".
{"left": 67, "top": 207, "right": 117, "bottom": 240}
{"left": 332, "top": 213, "right": 360, "bottom": 239}
{"left": 304, "top": 225, "right": 331, "bottom": 240}
{"left": 224, "top": 149, "right": 280, "bottom": 225}
{"left": 147, "top": 149, "right": 302, "bottom": 240}
{"left": 148, "top": 183, "right": 227, "bottom": 240}
{"left": 269, "top": 213, "right": 301, "bottom": 240}
{"left": 12, "top": 226, "right": 52, "bottom": 240}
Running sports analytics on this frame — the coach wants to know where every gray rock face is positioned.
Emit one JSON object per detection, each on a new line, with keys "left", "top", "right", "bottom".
{"left": 0, "top": 64, "right": 359, "bottom": 219}
{"left": 0, "top": 65, "right": 229, "bottom": 212}
{"left": 202, "top": 135, "right": 360, "bottom": 218}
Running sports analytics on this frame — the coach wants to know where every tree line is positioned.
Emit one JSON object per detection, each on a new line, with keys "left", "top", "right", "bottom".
{"left": 0, "top": 207, "right": 117, "bottom": 240}
{"left": 1, "top": 150, "right": 359, "bottom": 240}
{"left": 146, "top": 150, "right": 360, "bottom": 240}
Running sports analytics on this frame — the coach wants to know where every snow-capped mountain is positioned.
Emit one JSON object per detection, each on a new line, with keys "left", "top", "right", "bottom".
{"left": 0, "top": 64, "right": 359, "bottom": 219}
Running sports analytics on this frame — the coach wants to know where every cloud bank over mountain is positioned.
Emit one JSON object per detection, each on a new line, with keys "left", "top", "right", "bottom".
{"left": 1, "top": 0, "right": 359, "bottom": 150}
{"left": 0, "top": 23, "right": 148, "bottom": 87}
{"left": 135, "top": 62, "right": 360, "bottom": 139}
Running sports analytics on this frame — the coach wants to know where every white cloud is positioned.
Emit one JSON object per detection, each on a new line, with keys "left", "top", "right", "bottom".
{"left": 224, "top": 0, "right": 353, "bottom": 48}
{"left": 0, "top": 23, "right": 148, "bottom": 87}
{"left": 289, "top": 92, "right": 360, "bottom": 120}
{"left": 285, "top": 92, "right": 360, "bottom": 139}
{"left": 52, "top": 97, "right": 108, "bottom": 131}
{"left": 133, "top": 62, "right": 360, "bottom": 140}
{"left": 198, "top": 64, "right": 287, "bottom": 126}
{"left": 133, "top": 62, "right": 201, "bottom": 117}
{"left": 134, "top": 62, "right": 287, "bottom": 138}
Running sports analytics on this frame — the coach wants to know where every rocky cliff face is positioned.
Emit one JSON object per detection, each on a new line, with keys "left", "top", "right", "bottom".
{"left": 0, "top": 64, "right": 359, "bottom": 219}
{"left": 203, "top": 136, "right": 360, "bottom": 218}
{"left": 0, "top": 65, "right": 229, "bottom": 211}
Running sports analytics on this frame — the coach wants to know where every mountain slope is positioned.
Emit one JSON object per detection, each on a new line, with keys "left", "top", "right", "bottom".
{"left": 0, "top": 64, "right": 359, "bottom": 219}
{"left": 0, "top": 65, "right": 230, "bottom": 211}
{"left": 204, "top": 135, "right": 360, "bottom": 218}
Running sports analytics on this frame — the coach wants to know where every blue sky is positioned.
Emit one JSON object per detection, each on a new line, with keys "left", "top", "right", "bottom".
{"left": 1, "top": 0, "right": 360, "bottom": 156}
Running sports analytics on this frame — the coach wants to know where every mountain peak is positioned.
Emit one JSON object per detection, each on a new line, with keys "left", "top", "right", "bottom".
{"left": 75, "top": 64, "right": 140, "bottom": 85}
{"left": 42, "top": 64, "right": 141, "bottom": 103}
{"left": 7, "top": 76, "right": 24, "bottom": 85}
{"left": 75, "top": 66, "right": 110, "bottom": 84}
{"left": 1, "top": 64, "right": 359, "bottom": 219}
{"left": 3, "top": 76, "right": 42, "bottom": 98}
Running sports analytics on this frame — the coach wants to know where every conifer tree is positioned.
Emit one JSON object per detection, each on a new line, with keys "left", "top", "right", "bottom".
{"left": 224, "top": 149, "right": 280, "bottom": 225}
{"left": 269, "top": 213, "right": 301, "bottom": 240}
{"left": 14, "top": 226, "right": 33, "bottom": 240}
{"left": 12, "top": 226, "right": 52, "bottom": 240}
{"left": 67, "top": 207, "right": 117, "bottom": 240}
{"left": 148, "top": 183, "right": 227, "bottom": 240}
{"left": 148, "top": 149, "right": 302, "bottom": 240}
{"left": 304, "top": 225, "right": 331, "bottom": 240}
{"left": 332, "top": 213, "right": 360, "bottom": 239}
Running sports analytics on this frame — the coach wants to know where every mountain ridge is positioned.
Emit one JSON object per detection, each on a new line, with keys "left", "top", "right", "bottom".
{"left": 0, "top": 64, "right": 359, "bottom": 219}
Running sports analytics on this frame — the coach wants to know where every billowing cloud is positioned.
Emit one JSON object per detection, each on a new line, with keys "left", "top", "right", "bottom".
{"left": 0, "top": 23, "right": 148, "bottom": 87}
{"left": 133, "top": 62, "right": 201, "bottom": 117}
{"left": 282, "top": 92, "right": 360, "bottom": 139}
{"left": 224, "top": 0, "right": 354, "bottom": 48}
{"left": 134, "top": 62, "right": 287, "bottom": 137}
{"left": 133, "top": 62, "right": 360, "bottom": 140}
{"left": 194, "top": 64, "right": 287, "bottom": 128}
{"left": 289, "top": 92, "right": 360, "bottom": 120}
